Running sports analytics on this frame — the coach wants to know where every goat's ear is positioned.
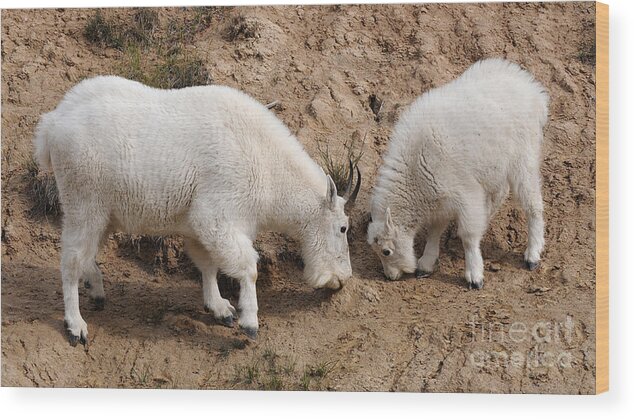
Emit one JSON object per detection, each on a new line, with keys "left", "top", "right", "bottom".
{"left": 385, "top": 207, "right": 395, "bottom": 232}
{"left": 326, "top": 175, "right": 338, "bottom": 210}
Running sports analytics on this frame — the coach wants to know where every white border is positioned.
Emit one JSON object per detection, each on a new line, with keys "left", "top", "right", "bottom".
{"left": 1, "top": 0, "right": 632, "bottom": 418}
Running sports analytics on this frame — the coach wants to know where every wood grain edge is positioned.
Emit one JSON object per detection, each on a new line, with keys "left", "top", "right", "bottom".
{"left": 595, "top": 1, "right": 609, "bottom": 395}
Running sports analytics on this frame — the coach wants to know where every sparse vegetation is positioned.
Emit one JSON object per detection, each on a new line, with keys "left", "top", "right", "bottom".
{"left": 577, "top": 39, "right": 596, "bottom": 65}
{"left": 130, "top": 362, "right": 152, "bottom": 387}
{"left": 300, "top": 360, "right": 338, "bottom": 390}
{"left": 133, "top": 9, "right": 159, "bottom": 33}
{"left": 84, "top": 9, "right": 159, "bottom": 50}
{"left": 576, "top": 18, "right": 596, "bottom": 66}
{"left": 147, "top": 297, "right": 171, "bottom": 324}
{"left": 165, "top": 7, "right": 221, "bottom": 44}
{"left": 84, "top": 8, "right": 212, "bottom": 89}
{"left": 123, "top": 45, "right": 211, "bottom": 89}
{"left": 123, "top": 9, "right": 159, "bottom": 47}
{"left": 317, "top": 131, "right": 365, "bottom": 193}
{"left": 83, "top": 10, "right": 125, "bottom": 49}
{"left": 25, "top": 158, "right": 60, "bottom": 217}
{"left": 114, "top": 234, "right": 186, "bottom": 272}
{"left": 225, "top": 14, "right": 260, "bottom": 41}
{"left": 305, "top": 360, "right": 338, "bottom": 378}
{"left": 231, "top": 347, "right": 336, "bottom": 391}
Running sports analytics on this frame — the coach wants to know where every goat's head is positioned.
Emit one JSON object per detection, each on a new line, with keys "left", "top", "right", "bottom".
{"left": 302, "top": 161, "right": 361, "bottom": 290}
{"left": 367, "top": 207, "right": 417, "bottom": 280}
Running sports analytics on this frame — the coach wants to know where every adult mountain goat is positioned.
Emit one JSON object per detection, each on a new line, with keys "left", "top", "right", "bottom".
{"left": 34, "top": 76, "right": 360, "bottom": 345}
{"left": 367, "top": 58, "right": 548, "bottom": 289}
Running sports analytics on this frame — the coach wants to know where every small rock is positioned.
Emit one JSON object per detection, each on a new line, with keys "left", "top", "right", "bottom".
{"left": 488, "top": 262, "right": 501, "bottom": 272}
{"left": 352, "top": 85, "right": 365, "bottom": 95}
{"left": 64, "top": 68, "right": 79, "bottom": 82}
{"left": 1, "top": 223, "right": 15, "bottom": 244}
{"left": 360, "top": 285, "right": 380, "bottom": 303}
{"left": 293, "top": 62, "right": 307, "bottom": 73}
{"left": 409, "top": 324, "right": 424, "bottom": 339}
{"left": 560, "top": 268, "right": 576, "bottom": 284}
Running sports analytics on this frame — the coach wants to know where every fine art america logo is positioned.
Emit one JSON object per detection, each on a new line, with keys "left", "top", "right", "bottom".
{"left": 467, "top": 315, "right": 577, "bottom": 370}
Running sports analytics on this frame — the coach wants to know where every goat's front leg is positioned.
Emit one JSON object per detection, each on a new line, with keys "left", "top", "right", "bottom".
{"left": 185, "top": 239, "right": 237, "bottom": 326}
{"left": 200, "top": 230, "right": 260, "bottom": 339}
{"left": 416, "top": 220, "right": 448, "bottom": 278}
{"left": 457, "top": 191, "right": 488, "bottom": 290}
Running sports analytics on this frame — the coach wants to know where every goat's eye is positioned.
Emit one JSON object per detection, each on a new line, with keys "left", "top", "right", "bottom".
{"left": 340, "top": 226, "right": 347, "bottom": 234}
{"left": 382, "top": 249, "right": 392, "bottom": 257}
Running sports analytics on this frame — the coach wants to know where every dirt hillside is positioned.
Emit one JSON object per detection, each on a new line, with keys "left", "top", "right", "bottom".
{"left": 1, "top": 3, "right": 597, "bottom": 393}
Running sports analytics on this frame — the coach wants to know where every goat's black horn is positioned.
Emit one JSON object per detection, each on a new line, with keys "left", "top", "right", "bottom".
{"left": 342, "top": 159, "right": 354, "bottom": 198}
{"left": 346, "top": 165, "right": 361, "bottom": 205}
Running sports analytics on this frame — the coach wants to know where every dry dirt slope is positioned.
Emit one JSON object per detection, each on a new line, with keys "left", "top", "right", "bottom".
{"left": 1, "top": 3, "right": 596, "bottom": 393}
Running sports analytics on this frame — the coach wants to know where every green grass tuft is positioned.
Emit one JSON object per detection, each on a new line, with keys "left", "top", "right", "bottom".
{"left": 153, "top": 50, "right": 211, "bottom": 89}
{"left": 84, "top": 8, "right": 160, "bottom": 50}
{"left": 230, "top": 347, "right": 335, "bottom": 391}
{"left": 86, "top": 9, "right": 215, "bottom": 89}
{"left": 317, "top": 132, "right": 365, "bottom": 193}
{"left": 84, "top": 10, "right": 125, "bottom": 49}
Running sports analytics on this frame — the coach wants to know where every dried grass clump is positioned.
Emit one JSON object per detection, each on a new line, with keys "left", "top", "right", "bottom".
{"left": 317, "top": 131, "right": 365, "bottom": 193}
{"left": 26, "top": 159, "right": 60, "bottom": 217}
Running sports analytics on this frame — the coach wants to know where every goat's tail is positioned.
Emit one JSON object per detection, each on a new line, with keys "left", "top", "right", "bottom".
{"left": 33, "top": 112, "right": 54, "bottom": 172}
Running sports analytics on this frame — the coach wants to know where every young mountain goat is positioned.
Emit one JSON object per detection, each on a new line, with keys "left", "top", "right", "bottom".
{"left": 367, "top": 58, "right": 548, "bottom": 289}
{"left": 34, "top": 76, "right": 360, "bottom": 345}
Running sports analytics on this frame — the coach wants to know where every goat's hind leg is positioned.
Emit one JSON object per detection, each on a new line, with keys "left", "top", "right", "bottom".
{"left": 82, "top": 230, "right": 109, "bottom": 309}
{"left": 82, "top": 262, "right": 106, "bottom": 310}
{"left": 60, "top": 216, "right": 107, "bottom": 346}
{"left": 511, "top": 165, "right": 545, "bottom": 270}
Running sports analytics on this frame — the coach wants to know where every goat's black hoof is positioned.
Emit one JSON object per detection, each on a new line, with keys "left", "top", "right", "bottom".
{"left": 525, "top": 261, "right": 540, "bottom": 271}
{"left": 219, "top": 316, "right": 235, "bottom": 328}
{"left": 241, "top": 327, "right": 258, "bottom": 340}
{"left": 64, "top": 321, "right": 88, "bottom": 347}
{"left": 415, "top": 269, "right": 432, "bottom": 279}
{"left": 468, "top": 281, "right": 483, "bottom": 290}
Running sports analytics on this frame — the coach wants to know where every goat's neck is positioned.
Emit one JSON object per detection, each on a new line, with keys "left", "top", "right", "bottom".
{"left": 263, "top": 188, "right": 323, "bottom": 240}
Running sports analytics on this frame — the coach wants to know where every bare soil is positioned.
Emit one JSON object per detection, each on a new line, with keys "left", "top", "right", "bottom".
{"left": 1, "top": 3, "right": 597, "bottom": 393}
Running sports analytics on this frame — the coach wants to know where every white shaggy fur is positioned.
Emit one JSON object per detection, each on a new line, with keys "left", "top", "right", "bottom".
{"left": 367, "top": 58, "right": 548, "bottom": 288}
{"left": 34, "top": 76, "right": 353, "bottom": 344}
